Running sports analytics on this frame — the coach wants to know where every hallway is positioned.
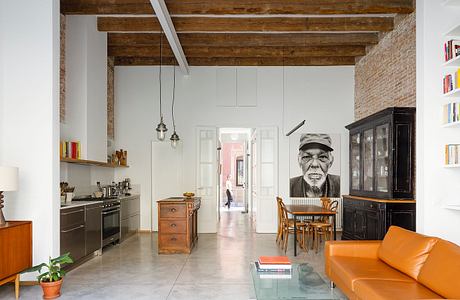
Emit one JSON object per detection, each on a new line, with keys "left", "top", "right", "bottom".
{"left": 0, "top": 212, "right": 343, "bottom": 299}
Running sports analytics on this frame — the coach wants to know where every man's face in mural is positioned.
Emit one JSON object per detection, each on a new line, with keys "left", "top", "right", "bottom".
{"left": 298, "top": 148, "right": 334, "bottom": 189}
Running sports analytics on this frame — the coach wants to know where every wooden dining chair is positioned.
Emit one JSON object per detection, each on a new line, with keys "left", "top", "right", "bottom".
{"left": 309, "top": 200, "right": 338, "bottom": 253}
{"left": 276, "top": 197, "right": 284, "bottom": 244}
{"left": 279, "top": 200, "right": 307, "bottom": 253}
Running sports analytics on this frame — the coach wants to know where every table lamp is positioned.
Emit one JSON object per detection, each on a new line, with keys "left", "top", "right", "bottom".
{"left": 0, "top": 166, "right": 19, "bottom": 226}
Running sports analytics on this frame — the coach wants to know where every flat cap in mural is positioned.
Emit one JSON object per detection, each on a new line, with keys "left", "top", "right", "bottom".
{"left": 299, "top": 133, "right": 333, "bottom": 152}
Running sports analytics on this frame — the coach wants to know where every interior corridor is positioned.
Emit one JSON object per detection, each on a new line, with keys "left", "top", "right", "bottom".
{"left": 0, "top": 212, "right": 344, "bottom": 300}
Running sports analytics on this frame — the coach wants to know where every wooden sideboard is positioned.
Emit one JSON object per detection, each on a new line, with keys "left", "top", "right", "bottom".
{"left": 0, "top": 221, "right": 32, "bottom": 299}
{"left": 157, "top": 197, "right": 200, "bottom": 254}
{"left": 342, "top": 195, "right": 416, "bottom": 240}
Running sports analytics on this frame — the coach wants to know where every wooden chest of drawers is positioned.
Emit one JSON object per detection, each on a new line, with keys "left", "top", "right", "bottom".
{"left": 157, "top": 197, "right": 200, "bottom": 254}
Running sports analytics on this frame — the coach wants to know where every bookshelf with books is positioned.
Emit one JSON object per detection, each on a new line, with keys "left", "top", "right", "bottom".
{"left": 442, "top": 28, "right": 460, "bottom": 168}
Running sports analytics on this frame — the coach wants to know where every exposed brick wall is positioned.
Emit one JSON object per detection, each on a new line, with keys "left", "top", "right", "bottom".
{"left": 355, "top": 13, "right": 416, "bottom": 120}
{"left": 60, "top": 14, "right": 65, "bottom": 123}
{"left": 107, "top": 56, "right": 115, "bottom": 140}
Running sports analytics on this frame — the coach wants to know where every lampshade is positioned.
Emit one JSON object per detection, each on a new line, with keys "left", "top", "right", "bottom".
{"left": 0, "top": 166, "right": 19, "bottom": 191}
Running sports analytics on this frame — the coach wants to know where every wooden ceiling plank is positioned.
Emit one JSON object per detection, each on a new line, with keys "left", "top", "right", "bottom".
{"left": 114, "top": 56, "right": 356, "bottom": 66}
{"left": 108, "top": 45, "right": 366, "bottom": 58}
{"left": 62, "top": 0, "right": 413, "bottom": 15}
{"left": 108, "top": 32, "right": 379, "bottom": 47}
{"left": 98, "top": 16, "right": 394, "bottom": 32}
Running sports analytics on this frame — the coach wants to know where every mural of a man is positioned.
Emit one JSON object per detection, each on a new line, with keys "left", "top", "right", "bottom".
{"left": 290, "top": 133, "right": 340, "bottom": 197}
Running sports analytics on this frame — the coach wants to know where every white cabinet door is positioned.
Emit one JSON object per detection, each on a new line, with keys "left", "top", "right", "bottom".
{"left": 255, "top": 127, "right": 278, "bottom": 233}
{"left": 196, "top": 127, "right": 218, "bottom": 233}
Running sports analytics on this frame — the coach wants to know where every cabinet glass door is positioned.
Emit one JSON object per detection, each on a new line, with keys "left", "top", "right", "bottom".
{"left": 351, "top": 133, "right": 361, "bottom": 190}
{"left": 376, "top": 124, "right": 389, "bottom": 192}
{"left": 363, "top": 129, "right": 374, "bottom": 191}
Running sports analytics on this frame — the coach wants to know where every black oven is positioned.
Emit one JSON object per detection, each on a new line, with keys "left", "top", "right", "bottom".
{"left": 102, "top": 200, "right": 120, "bottom": 247}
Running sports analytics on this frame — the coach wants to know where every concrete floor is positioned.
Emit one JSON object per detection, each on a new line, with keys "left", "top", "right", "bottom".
{"left": 0, "top": 212, "right": 345, "bottom": 299}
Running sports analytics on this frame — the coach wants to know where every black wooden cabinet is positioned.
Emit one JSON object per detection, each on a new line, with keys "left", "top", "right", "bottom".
{"left": 342, "top": 195, "right": 416, "bottom": 240}
{"left": 346, "top": 107, "right": 415, "bottom": 199}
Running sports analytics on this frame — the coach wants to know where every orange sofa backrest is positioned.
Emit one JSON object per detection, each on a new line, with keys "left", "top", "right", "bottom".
{"left": 418, "top": 239, "right": 460, "bottom": 299}
{"left": 378, "top": 226, "right": 438, "bottom": 280}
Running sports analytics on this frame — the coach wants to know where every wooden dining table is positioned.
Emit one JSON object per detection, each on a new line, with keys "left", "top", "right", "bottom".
{"left": 284, "top": 204, "right": 337, "bottom": 256}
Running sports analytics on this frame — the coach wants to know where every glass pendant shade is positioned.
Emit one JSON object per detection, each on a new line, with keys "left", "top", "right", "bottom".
{"left": 156, "top": 117, "right": 168, "bottom": 141}
{"left": 170, "top": 131, "right": 180, "bottom": 148}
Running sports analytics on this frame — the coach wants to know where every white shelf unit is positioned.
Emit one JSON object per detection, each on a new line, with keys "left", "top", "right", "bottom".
{"left": 445, "top": 24, "right": 460, "bottom": 37}
{"left": 442, "top": 121, "right": 460, "bottom": 128}
{"left": 444, "top": 163, "right": 460, "bottom": 168}
{"left": 443, "top": 88, "right": 460, "bottom": 97}
{"left": 443, "top": 55, "right": 460, "bottom": 67}
{"left": 444, "top": 204, "right": 460, "bottom": 211}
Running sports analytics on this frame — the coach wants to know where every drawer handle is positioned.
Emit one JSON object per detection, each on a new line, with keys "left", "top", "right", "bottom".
{"left": 170, "top": 208, "right": 177, "bottom": 213}
{"left": 61, "top": 225, "right": 84, "bottom": 233}
{"left": 61, "top": 209, "right": 84, "bottom": 216}
{"left": 171, "top": 237, "right": 177, "bottom": 241}
{"left": 170, "top": 223, "right": 177, "bottom": 228}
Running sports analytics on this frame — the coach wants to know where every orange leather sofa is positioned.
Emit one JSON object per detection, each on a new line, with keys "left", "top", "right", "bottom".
{"left": 325, "top": 226, "right": 460, "bottom": 300}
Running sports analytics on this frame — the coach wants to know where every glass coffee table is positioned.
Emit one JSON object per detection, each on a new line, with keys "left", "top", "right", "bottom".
{"left": 250, "top": 263, "right": 344, "bottom": 300}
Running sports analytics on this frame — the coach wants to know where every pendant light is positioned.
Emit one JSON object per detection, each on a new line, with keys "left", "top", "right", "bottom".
{"left": 155, "top": 32, "right": 168, "bottom": 141}
{"left": 170, "top": 65, "right": 180, "bottom": 148}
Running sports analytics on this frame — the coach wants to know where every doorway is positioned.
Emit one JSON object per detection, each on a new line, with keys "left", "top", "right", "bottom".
{"left": 218, "top": 128, "right": 252, "bottom": 216}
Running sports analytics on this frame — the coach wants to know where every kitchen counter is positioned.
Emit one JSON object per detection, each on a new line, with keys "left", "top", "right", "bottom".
{"left": 60, "top": 200, "right": 103, "bottom": 210}
{"left": 60, "top": 194, "right": 140, "bottom": 210}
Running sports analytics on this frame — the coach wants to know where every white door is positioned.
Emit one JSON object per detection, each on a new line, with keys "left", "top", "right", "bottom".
{"left": 196, "top": 127, "right": 218, "bottom": 233}
{"left": 255, "top": 127, "right": 278, "bottom": 233}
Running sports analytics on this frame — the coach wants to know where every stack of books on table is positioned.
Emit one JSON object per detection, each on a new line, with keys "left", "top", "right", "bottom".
{"left": 255, "top": 256, "right": 292, "bottom": 279}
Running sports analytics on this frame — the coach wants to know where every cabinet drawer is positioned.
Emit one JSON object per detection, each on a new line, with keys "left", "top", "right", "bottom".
{"left": 160, "top": 220, "right": 186, "bottom": 234}
{"left": 159, "top": 234, "right": 186, "bottom": 249}
{"left": 60, "top": 207, "right": 85, "bottom": 229}
{"left": 363, "top": 200, "right": 381, "bottom": 211}
{"left": 60, "top": 224, "right": 86, "bottom": 261}
{"left": 160, "top": 204, "right": 186, "bottom": 218}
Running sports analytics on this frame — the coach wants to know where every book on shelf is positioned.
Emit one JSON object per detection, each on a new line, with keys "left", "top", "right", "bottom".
{"left": 60, "top": 140, "right": 81, "bottom": 160}
{"left": 257, "top": 256, "right": 292, "bottom": 270}
{"left": 443, "top": 69, "right": 460, "bottom": 94}
{"left": 444, "top": 40, "right": 460, "bottom": 62}
{"left": 445, "top": 144, "right": 460, "bottom": 165}
{"left": 443, "top": 102, "right": 460, "bottom": 124}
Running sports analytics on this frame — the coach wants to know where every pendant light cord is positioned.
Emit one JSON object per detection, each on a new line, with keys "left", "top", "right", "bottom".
{"left": 172, "top": 65, "right": 176, "bottom": 131}
{"left": 159, "top": 31, "right": 163, "bottom": 119}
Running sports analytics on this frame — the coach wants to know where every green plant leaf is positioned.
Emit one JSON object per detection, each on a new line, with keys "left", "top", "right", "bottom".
{"left": 21, "top": 263, "right": 47, "bottom": 274}
{"left": 51, "top": 253, "right": 73, "bottom": 265}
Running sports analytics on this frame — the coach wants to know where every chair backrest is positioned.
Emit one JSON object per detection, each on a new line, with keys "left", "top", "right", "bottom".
{"left": 321, "top": 197, "right": 331, "bottom": 209}
{"left": 278, "top": 200, "right": 290, "bottom": 224}
{"left": 320, "top": 200, "right": 338, "bottom": 223}
{"left": 276, "top": 197, "right": 283, "bottom": 226}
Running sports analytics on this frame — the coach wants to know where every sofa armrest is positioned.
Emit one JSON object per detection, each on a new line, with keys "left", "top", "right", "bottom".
{"left": 325, "top": 241, "right": 382, "bottom": 277}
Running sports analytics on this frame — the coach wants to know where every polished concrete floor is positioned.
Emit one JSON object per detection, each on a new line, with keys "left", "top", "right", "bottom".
{"left": 0, "top": 212, "right": 345, "bottom": 299}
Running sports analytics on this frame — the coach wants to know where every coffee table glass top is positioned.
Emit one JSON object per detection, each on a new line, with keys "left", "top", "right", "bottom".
{"left": 250, "top": 263, "right": 344, "bottom": 300}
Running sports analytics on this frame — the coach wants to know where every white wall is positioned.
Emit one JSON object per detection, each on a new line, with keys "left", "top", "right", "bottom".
{"left": 115, "top": 66, "right": 354, "bottom": 232}
{"left": 0, "top": 0, "right": 60, "bottom": 277}
{"left": 61, "top": 16, "right": 107, "bottom": 162}
{"left": 416, "top": 0, "right": 460, "bottom": 245}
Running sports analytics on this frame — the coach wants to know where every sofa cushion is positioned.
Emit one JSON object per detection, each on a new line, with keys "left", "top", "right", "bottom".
{"left": 354, "top": 279, "right": 443, "bottom": 300}
{"left": 378, "top": 226, "right": 438, "bottom": 280}
{"left": 329, "top": 256, "right": 413, "bottom": 291}
{"left": 418, "top": 239, "right": 460, "bottom": 299}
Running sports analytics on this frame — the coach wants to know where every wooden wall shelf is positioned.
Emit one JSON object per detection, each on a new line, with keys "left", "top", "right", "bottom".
{"left": 60, "top": 157, "right": 129, "bottom": 168}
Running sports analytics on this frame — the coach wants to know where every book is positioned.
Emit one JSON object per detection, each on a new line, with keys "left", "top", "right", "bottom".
{"left": 255, "top": 261, "right": 292, "bottom": 272}
{"left": 258, "top": 256, "right": 292, "bottom": 270}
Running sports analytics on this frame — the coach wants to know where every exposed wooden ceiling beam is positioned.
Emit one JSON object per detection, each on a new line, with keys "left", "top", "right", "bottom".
{"left": 108, "top": 32, "right": 379, "bottom": 47}
{"left": 61, "top": 0, "right": 414, "bottom": 15}
{"left": 98, "top": 16, "right": 393, "bottom": 32}
{"left": 114, "top": 56, "right": 357, "bottom": 66}
{"left": 108, "top": 45, "right": 366, "bottom": 58}
{"left": 149, "top": 0, "right": 189, "bottom": 74}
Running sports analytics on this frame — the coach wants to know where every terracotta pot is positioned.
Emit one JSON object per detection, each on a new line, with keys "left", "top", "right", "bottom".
{"left": 40, "top": 278, "right": 63, "bottom": 299}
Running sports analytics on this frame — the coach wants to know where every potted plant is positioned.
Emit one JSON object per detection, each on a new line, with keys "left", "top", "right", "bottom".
{"left": 22, "top": 253, "right": 73, "bottom": 299}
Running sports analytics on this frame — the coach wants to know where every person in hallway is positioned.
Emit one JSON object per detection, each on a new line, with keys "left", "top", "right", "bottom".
{"left": 290, "top": 133, "right": 340, "bottom": 198}
{"left": 224, "top": 175, "right": 233, "bottom": 209}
